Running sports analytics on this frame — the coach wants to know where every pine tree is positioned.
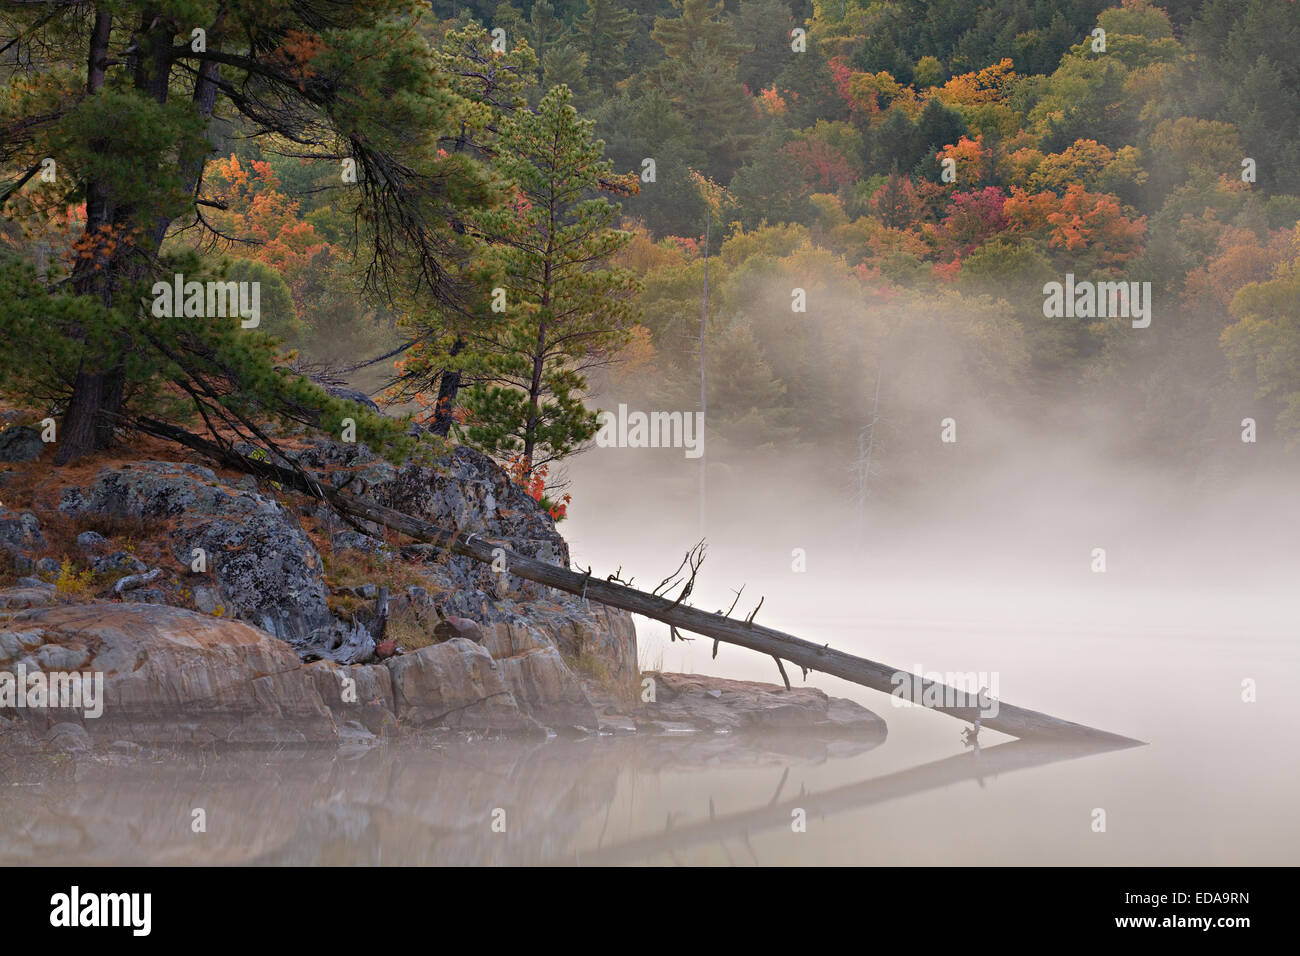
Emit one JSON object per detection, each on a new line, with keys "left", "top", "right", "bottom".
{"left": 649, "top": 0, "right": 742, "bottom": 65}
{"left": 542, "top": 41, "right": 590, "bottom": 97}
{"left": 392, "top": 22, "right": 539, "bottom": 435}
{"left": 461, "top": 86, "right": 639, "bottom": 474}
{"left": 734, "top": 0, "right": 796, "bottom": 94}
{"left": 642, "top": 0, "right": 757, "bottom": 179}
{"left": 729, "top": 128, "right": 815, "bottom": 229}
{"left": 575, "top": 0, "right": 637, "bottom": 96}
{"left": 527, "top": 0, "right": 567, "bottom": 87}
{"left": 0, "top": 1, "right": 495, "bottom": 463}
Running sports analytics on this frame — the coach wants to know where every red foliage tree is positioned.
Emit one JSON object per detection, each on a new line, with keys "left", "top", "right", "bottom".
{"left": 781, "top": 137, "right": 858, "bottom": 193}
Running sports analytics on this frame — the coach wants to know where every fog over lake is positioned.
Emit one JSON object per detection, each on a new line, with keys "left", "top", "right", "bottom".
{"left": 7, "top": 423, "right": 1291, "bottom": 867}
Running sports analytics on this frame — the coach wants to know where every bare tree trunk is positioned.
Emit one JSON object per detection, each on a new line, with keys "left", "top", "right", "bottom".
{"left": 699, "top": 210, "right": 709, "bottom": 536}
{"left": 54, "top": 8, "right": 115, "bottom": 466}
{"left": 523, "top": 320, "right": 545, "bottom": 466}
{"left": 430, "top": 338, "right": 465, "bottom": 436}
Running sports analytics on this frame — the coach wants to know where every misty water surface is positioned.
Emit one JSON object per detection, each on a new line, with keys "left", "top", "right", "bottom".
{"left": 2, "top": 435, "right": 1295, "bottom": 865}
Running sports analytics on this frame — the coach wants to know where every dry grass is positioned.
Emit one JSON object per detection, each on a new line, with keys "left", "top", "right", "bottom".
{"left": 638, "top": 639, "right": 665, "bottom": 675}
{"left": 33, "top": 509, "right": 169, "bottom": 563}
{"left": 567, "top": 644, "right": 642, "bottom": 709}
{"left": 320, "top": 546, "right": 435, "bottom": 595}
{"left": 384, "top": 603, "right": 441, "bottom": 651}
{"left": 326, "top": 592, "right": 367, "bottom": 617}
{"left": 0, "top": 549, "right": 18, "bottom": 588}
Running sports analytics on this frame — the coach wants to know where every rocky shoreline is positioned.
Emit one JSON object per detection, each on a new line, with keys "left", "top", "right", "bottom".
{"left": 0, "top": 585, "right": 886, "bottom": 752}
{"left": 1, "top": 428, "right": 886, "bottom": 753}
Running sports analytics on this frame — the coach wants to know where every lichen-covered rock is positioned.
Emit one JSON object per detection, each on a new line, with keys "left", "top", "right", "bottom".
{"left": 0, "top": 426, "right": 43, "bottom": 463}
{"left": 91, "top": 551, "right": 147, "bottom": 575}
{"left": 294, "top": 442, "right": 569, "bottom": 603}
{"left": 0, "top": 506, "right": 44, "bottom": 553}
{"left": 59, "top": 462, "right": 336, "bottom": 647}
{"left": 76, "top": 530, "right": 109, "bottom": 553}
{"left": 61, "top": 461, "right": 239, "bottom": 518}
{"left": 291, "top": 440, "right": 639, "bottom": 682}
{"left": 21, "top": 444, "right": 640, "bottom": 734}
{"left": 183, "top": 510, "right": 334, "bottom": 643}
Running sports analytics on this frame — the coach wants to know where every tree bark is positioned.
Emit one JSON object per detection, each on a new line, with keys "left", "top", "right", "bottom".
{"left": 53, "top": 8, "right": 116, "bottom": 467}
{"left": 57, "top": 10, "right": 187, "bottom": 465}
{"left": 430, "top": 338, "right": 465, "bottom": 436}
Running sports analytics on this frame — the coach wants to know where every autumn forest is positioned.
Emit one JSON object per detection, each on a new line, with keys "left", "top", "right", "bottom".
{"left": 2, "top": 0, "right": 1298, "bottom": 504}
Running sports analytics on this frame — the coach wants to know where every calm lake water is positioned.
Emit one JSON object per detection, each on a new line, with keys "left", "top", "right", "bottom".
{"left": 2, "top": 606, "right": 1293, "bottom": 866}
{"left": 3, "top": 445, "right": 1296, "bottom": 866}
{"left": 2, "top": 588, "right": 1295, "bottom": 865}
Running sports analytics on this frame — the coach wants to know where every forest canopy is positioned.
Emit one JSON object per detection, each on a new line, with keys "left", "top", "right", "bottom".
{"left": 1, "top": 0, "right": 1297, "bottom": 500}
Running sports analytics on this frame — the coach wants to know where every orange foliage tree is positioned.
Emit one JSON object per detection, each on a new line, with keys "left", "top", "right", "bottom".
{"left": 1004, "top": 184, "right": 1146, "bottom": 268}
{"left": 203, "top": 156, "right": 331, "bottom": 300}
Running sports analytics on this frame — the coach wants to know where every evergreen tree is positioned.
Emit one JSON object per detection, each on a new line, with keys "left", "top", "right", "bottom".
{"left": 394, "top": 22, "right": 540, "bottom": 435}
{"left": 729, "top": 128, "right": 815, "bottom": 229}
{"left": 649, "top": 0, "right": 742, "bottom": 65}
{"left": 542, "top": 41, "right": 591, "bottom": 97}
{"left": 912, "top": 97, "right": 968, "bottom": 178}
{"left": 576, "top": 0, "right": 638, "bottom": 96}
{"left": 866, "top": 107, "right": 920, "bottom": 174}
{"left": 734, "top": 0, "right": 795, "bottom": 95}
{"left": 0, "top": 1, "right": 494, "bottom": 463}
{"left": 527, "top": 0, "right": 568, "bottom": 87}
{"left": 646, "top": 1, "right": 756, "bottom": 180}
{"left": 461, "top": 86, "right": 640, "bottom": 473}
{"left": 772, "top": 35, "right": 844, "bottom": 128}
{"left": 589, "top": 87, "right": 709, "bottom": 237}
{"left": 653, "top": 39, "right": 757, "bottom": 179}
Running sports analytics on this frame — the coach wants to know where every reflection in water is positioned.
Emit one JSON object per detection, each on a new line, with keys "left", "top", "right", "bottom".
{"left": 572, "top": 737, "right": 1136, "bottom": 865}
{"left": 0, "top": 730, "right": 1136, "bottom": 866}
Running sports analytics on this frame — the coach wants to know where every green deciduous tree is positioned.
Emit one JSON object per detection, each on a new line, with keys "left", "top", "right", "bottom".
{"left": 1222, "top": 241, "right": 1300, "bottom": 439}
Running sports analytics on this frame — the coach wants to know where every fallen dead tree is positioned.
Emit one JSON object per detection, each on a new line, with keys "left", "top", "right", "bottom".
{"left": 131, "top": 418, "right": 1142, "bottom": 746}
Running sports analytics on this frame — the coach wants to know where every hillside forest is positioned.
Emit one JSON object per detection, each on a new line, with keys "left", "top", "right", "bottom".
{"left": 2, "top": 0, "right": 1297, "bottom": 511}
